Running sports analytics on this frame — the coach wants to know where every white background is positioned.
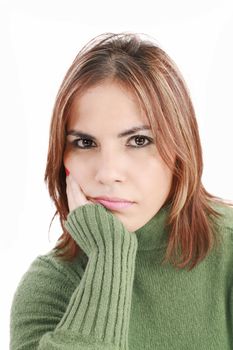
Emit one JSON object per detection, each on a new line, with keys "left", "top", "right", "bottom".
{"left": 1, "top": 0, "right": 233, "bottom": 348}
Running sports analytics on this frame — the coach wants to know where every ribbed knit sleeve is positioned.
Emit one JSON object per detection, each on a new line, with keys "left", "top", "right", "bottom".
{"left": 11, "top": 203, "right": 138, "bottom": 350}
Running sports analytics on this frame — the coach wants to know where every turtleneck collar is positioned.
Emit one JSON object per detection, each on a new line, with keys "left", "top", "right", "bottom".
{"left": 134, "top": 203, "right": 171, "bottom": 251}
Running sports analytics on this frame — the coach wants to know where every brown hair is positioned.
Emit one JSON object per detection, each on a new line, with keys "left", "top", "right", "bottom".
{"left": 44, "top": 32, "right": 232, "bottom": 270}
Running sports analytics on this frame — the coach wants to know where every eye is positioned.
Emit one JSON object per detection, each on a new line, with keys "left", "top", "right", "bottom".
{"left": 71, "top": 138, "right": 96, "bottom": 149}
{"left": 127, "top": 135, "right": 153, "bottom": 148}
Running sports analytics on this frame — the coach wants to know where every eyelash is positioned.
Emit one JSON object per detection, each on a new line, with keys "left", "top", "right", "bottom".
{"left": 70, "top": 135, "right": 153, "bottom": 149}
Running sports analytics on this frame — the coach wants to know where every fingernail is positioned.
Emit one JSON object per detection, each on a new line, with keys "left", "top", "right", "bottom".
{"left": 65, "top": 168, "right": 70, "bottom": 176}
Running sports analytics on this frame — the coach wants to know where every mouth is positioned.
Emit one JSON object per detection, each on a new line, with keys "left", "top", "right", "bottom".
{"left": 91, "top": 198, "right": 135, "bottom": 211}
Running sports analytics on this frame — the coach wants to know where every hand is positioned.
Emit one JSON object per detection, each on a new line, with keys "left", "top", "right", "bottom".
{"left": 65, "top": 171, "right": 93, "bottom": 212}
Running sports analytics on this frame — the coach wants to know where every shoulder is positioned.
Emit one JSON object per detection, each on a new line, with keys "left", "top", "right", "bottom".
{"left": 209, "top": 201, "right": 233, "bottom": 246}
{"left": 16, "top": 248, "right": 87, "bottom": 289}
{"left": 12, "top": 248, "right": 88, "bottom": 303}
{"left": 211, "top": 201, "right": 233, "bottom": 231}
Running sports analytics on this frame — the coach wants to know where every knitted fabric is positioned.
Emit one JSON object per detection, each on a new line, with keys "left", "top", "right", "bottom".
{"left": 10, "top": 202, "right": 233, "bottom": 349}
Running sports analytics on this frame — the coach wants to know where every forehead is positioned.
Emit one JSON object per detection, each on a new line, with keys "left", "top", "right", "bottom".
{"left": 68, "top": 81, "right": 149, "bottom": 129}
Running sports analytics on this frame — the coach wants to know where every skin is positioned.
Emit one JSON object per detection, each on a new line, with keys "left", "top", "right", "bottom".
{"left": 64, "top": 80, "right": 174, "bottom": 233}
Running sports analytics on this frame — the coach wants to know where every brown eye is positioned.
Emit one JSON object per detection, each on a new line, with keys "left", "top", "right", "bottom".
{"left": 72, "top": 138, "right": 96, "bottom": 149}
{"left": 128, "top": 135, "right": 153, "bottom": 148}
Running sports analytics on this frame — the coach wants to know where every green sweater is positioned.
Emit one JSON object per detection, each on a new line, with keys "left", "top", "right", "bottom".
{"left": 10, "top": 202, "right": 233, "bottom": 349}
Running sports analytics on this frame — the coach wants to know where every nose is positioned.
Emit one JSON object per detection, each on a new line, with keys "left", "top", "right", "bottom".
{"left": 94, "top": 148, "right": 126, "bottom": 185}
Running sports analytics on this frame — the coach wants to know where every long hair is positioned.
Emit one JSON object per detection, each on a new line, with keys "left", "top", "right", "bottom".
{"left": 44, "top": 32, "right": 232, "bottom": 270}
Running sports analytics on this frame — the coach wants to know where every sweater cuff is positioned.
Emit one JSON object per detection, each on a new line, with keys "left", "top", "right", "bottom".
{"left": 60, "top": 203, "right": 138, "bottom": 348}
{"left": 64, "top": 203, "right": 135, "bottom": 257}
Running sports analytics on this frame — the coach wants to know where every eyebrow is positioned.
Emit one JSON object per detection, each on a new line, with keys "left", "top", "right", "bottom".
{"left": 66, "top": 125, "right": 152, "bottom": 140}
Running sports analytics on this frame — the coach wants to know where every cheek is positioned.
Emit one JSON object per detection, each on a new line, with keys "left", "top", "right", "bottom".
{"left": 142, "top": 157, "right": 173, "bottom": 194}
{"left": 63, "top": 149, "right": 72, "bottom": 171}
{"left": 63, "top": 150, "right": 83, "bottom": 179}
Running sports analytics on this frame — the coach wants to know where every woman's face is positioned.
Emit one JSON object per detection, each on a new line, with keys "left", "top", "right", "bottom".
{"left": 64, "top": 80, "right": 174, "bottom": 232}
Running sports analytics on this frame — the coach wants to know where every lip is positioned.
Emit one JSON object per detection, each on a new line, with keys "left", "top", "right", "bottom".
{"left": 93, "top": 196, "right": 134, "bottom": 203}
{"left": 91, "top": 196, "right": 135, "bottom": 211}
{"left": 93, "top": 199, "right": 134, "bottom": 210}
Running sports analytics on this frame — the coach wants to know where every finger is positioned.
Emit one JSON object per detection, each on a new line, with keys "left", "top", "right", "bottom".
{"left": 66, "top": 176, "right": 74, "bottom": 211}
{"left": 66, "top": 174, "right": 92, "bottom": 211}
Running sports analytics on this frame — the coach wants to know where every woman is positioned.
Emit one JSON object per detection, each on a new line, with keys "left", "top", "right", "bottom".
{"left": 10, "top": 32, "right": 233, "bottom": 349}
